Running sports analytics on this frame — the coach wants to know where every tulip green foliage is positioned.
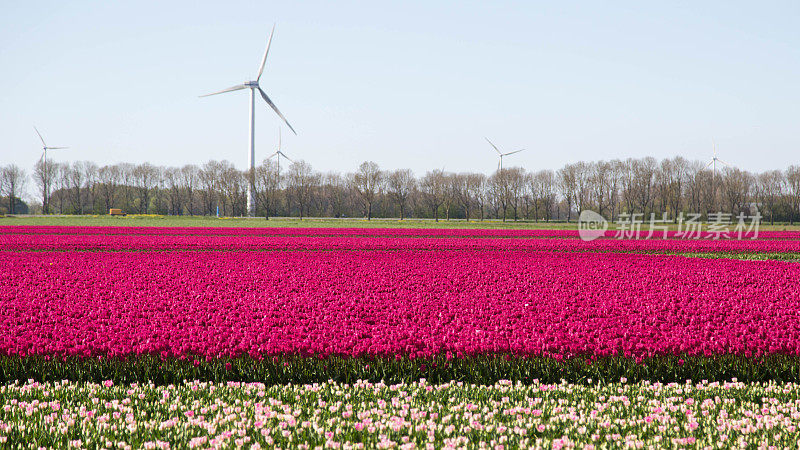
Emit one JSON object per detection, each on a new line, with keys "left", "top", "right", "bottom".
{"left": 3, "top": 354, "right": 800, "bottom": 386}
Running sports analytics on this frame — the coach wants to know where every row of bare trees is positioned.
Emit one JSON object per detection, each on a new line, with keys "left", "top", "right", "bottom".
{"left": 3, "top": 157, "right": 800, "bottom": 223}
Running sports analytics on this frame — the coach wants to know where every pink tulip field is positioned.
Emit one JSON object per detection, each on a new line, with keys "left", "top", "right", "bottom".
{"left": 3, "top": 225, "right": 800, "bottom": 376}
{"left": 4, "top": 250, "right": 800, "bottom": 361}
{"left": 3, "top": 223, "right": 800, "bottom": 447}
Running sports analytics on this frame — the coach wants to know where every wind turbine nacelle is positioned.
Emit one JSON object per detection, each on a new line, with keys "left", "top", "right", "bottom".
{"left": 244, "top": 81, "right": 259, "bottom": 88}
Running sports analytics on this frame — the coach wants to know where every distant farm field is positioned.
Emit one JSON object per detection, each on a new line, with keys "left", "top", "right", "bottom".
{"left": 0, "top": 215, "right": 577, "bottom": 229}
{"left": 4, "top": 214, "right": 800, "bottom": 231}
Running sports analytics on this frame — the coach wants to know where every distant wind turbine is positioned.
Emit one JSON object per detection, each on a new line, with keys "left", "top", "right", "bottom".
{"left": 34, "top": 126, "right": 68, "bottom": 214}
{"left": 267, "top": 128, "right": 293, "bottom": 175}
{"left": 200, "top": 24, "right": 297, "bottom": 217}
{"left": 704, "top": 139, "right": 731, "bottom": 178}
{"left": 34, "top": 126, "right": 68, "bottom": 167}
{"left": 704, "top": 140, "right": 731, "bottom": 211}
{"left": 485, "top": 137, "right": 524, "bottom": 171}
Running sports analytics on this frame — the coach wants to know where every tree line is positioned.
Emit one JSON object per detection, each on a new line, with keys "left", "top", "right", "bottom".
{"left": 2, "top": 156, "right": 800, "bottom": 223}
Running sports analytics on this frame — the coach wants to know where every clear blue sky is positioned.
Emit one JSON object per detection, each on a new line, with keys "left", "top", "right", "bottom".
{"left": 1, "top": 0, "right": 798, "bottom": 179}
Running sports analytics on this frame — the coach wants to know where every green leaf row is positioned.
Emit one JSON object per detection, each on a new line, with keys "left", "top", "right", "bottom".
{"left": 3, "top": 354, "right": 800, "bottom": 386}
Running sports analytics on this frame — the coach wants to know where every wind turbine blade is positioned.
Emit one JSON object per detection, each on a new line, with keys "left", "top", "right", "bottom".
{"left": 704, "top": 160, "right": 714, "bottom": 169}
{"left": 258, "top": 87, "right": 297, "bottom": 135}
{"left": 34, "top": 126, "right": 46, "bottom": 146}
{"left": 199, "top": 84, "right": 247, "bottom": 97}
{"left": 484, "top": 137, "right": 501, "bottom": 154}
{"left": 717, "top": 159, "right": 731, "bottom": 167}
{"left": 278, "top": 151, "right": 293, "bottom": 163}
{"left": 256, "top": 24, "right": 276, "bottom": 82}
{"left": 503, "top": 149, "right": 524, "bottom": 156}
{"left": 278, "top": 127, "right": 281, "bottom": 151}
{"left": 48, "top": 146, "right": 69, "bottom": 150}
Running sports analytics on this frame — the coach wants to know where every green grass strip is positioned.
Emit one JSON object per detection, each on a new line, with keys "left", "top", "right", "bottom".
{"left": 676, "top": 252, "right": 800, "bottom": 261}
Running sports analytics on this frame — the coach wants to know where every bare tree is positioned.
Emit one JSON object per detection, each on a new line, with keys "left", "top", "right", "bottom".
{"left": 322, "top": 172, "right": 348, "bottom": 218}
{"left": 531, "top": 170, "right": 556, "bottom": 221}
{"left": 180, "top": 165, "right": 199, "bottom": 215}
{"left": 0, "top": 165, "right": 27, "bottom": 214}
{"left": 164, "top": 167, "right": 183, "bottom": 215}
{"left": 756, "top": 170, "right": 785, "bottom": 225}
{"left": 589, "top": 161, "right": 613, "bottom": 217}
{"left": 450, "top": 173, "right": 473, "bottom": 222}
{"left": 132, "top": 163, "right": 158, "bottom": 214}
{"left": 573, "top": 162, "right": 591, "bottom": 216}
{"left": 116, "top": 163, "right": 134, "bottom": 212}
{"left": 467, "top": 173, "right": 486, "bottom": 221}
{"left": 488, "top": 168, "right": 524, "bottom": 222}
{"left": 286, "top": 160, "right": 320, "bottom": 219}
{"left": 420, "top": 170, "right": 447, "bottom": 221}
{"left": 685, "top": 161, "right": 709, "bottom": 216}
{"left": 662, "top": 157, "right": 689, "bottom": 222}
{"left": 386, "top": 169, "right": 415, "bottom": 220}
{"left": 217, "top": 161, "right": 246, "bottom": 216}
{"left": 443, "top": 173, "right": 458, "bottom": 221}
{"left": 786, "top": 166, "right": 800, "bottom": 225}
{"left": 152, "top": 165, "right": 167, "bottom": 215}
{"left": 606, "top": 160, "right": 624, "bottom": 222}
{"left": 199, "top": 161, "right": 221, "bottom": 215}
{"left": 557, "top": 164, "right": 578, "bottom": 222}
{"left": 452, "top": 173, "right": 483, "bottom": 221}
{"left": 81, "top": 161, "right": 99, "bottom": 213}
{"left": 255, "top": 159, "right": 280, "bottom": 219}
{"left": 473, "top": 174, "right": 488, "bottom": 221}
{"left": 632, "top": 157, "right": 657, "bottom": 215}
{"left": 67, "top": 162, "right": 86, "bottom": 214}
{"left": 351, "top": 161, "right": 382, "bottom": 220}
{"left": 505, "top": 168, "right": 526, "bottom": 221}
{"left": 720, "top": 167, "right": 754, "bottom": 216}
{"left": 33, "top": 158, "right": 58, "bottom": 214}
{"left": 96, "top": 165, "right": 121, "bottom": 212}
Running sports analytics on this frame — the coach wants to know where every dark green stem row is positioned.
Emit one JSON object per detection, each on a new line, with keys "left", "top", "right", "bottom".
{"left": 3, "top": 354, "right": 800, "bottom": 386}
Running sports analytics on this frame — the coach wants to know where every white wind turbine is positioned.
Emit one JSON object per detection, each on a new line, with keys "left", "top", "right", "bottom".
{"left": 201, "top": 24, "right": 297, "bottom": 217}
{"left": 704, "top": 140, "right": 731, "bottom": 211}
{"left": 267, "top": 127, "right": 293, "bottom": 175}
{"left": 704, "top": 139, "right": 731, "bottom": 178}
{"left": 34, "top": 126, "right": 68, "bottom": 168}
{"left": 485, "top": 137, "right": 524, "bottom": 171}
{"left": 34, "top": 126, "right": 68, "bottom": 214}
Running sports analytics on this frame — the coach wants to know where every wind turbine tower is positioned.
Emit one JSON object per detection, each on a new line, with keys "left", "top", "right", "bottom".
{"left": 34, "top": 126, "right": 68, "bottom": 214}
{"left": 201, "top": 25, "right": 297, "bottom": 217}
{"left": 705, "top": 140, "right": 731, "bottom": 210}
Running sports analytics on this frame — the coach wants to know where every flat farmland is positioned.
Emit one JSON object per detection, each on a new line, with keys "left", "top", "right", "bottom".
{"left": 3, "top": 224, "right": 800, "bottom": 447}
